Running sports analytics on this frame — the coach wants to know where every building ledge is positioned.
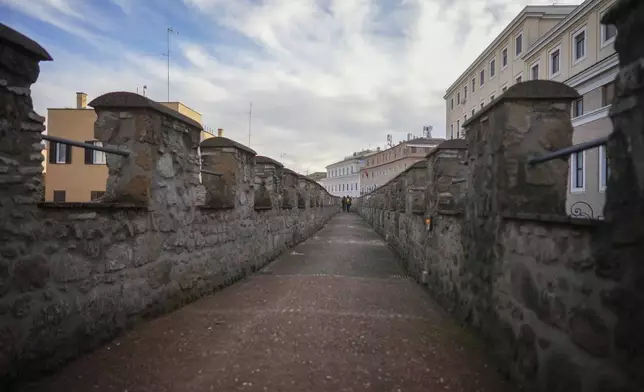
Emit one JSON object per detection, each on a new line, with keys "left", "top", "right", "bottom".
{"left": 572, "top": 105, "right": 611, "bottom": 128}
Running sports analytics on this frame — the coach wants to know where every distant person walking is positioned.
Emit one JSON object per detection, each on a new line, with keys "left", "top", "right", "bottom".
{"left": 341, "top": 196, "right": 347, "bottom": 212}
{"left": 346, "top": 196, "right": 352, "bottom": 212}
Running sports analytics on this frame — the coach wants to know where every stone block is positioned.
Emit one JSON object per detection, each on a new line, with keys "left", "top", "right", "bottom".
{"left": 13, "top": 255, "right": 49, "bottom": 292}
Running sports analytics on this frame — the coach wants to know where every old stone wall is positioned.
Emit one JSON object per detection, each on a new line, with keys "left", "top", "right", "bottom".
{"left": 0, "top": 25, "right": 340, "bottom": 383}
{"left": 355, "top": 79, "right": 637, "bottom": 391}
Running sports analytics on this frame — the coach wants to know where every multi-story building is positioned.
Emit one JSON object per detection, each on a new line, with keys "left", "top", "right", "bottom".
{"left": 45, "top": 92, "right": 213, "bottom": 202}
{"left": 320, "top": 150, "right": 376, "bottom": 197}
{"left": 444, "top": 0, "right": 617, "bottom": 218}
{"left": 521, "top": 0, "right": 617, "bottom": 218}
{"left": 444, "top": 5, "right": 576, "bottom": 139}
{"left": 360, "top": 137, "right": 445, "bottom": 194}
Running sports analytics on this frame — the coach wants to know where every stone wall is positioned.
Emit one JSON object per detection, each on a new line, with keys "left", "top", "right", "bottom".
{"left": 356, "top": 78, "right": 638, "bottom": 391}
{"left": 0, "top": 25, "right": 340, "bottom": 383}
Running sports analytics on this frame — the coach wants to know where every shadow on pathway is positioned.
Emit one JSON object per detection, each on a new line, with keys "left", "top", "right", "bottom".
{"left": 18, "top": 213, "right": 512, "bottom": 392}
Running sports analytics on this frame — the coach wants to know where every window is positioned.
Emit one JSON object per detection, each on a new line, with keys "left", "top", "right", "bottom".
{"left": 502, "top": 47, "right": 508, "bottom": 68}
{"left": 599, "top": 145, "right": 610, "bottom": 192}
{"left": 601, "top": 19, "right": 617, "bottom": 47}
{"left": 480, "top": 101, "right": 484, "bottom": 109}
{"left": 85, "top": 141, "right": 106, "bottom": 164}
{"left": 464, "top": 114, "right": 467, "bottom": 122}
{"left": 411, "top": 147, "right": 417, "bottom": 153}
{"left": 550, "top": 47, "right": 561, "bottom": 77}
{"left": 472, "top": 78, "right": 476, "bottom": 93}
{"left": 490, "top": 94, "right": 495, "bottom": 102}
{"left": 53, "top": 190, "right": 66, "bottom": 202}
{"left": 472, "top": 108, "right": 475, "bottom": 116}
{"left": 573, "top": 98, "right": 584, "bottom": 117}
{"left": 516, "top": 74, "right": 523, "bottom": 84}
{"left": 90, "top": 191, "right": 105, "bottom": 201}
{"left": 464, "top": 86, "right": 468, "bottom": 100}
{"left": 457, "top": 92, "right": 461, "bottom": 105}
{"left": 450, "top": 124, "right": 454, "bottom": 139}
{"left": 451, "top": 98, "right": 454, "bottom": 110}
{"left": 456, "top": 120, "right": 460, "bottom": 138}
{"left": 501, "top": 85, "right": 508, "bottom": 93}
{"left": 490, "top": 58, "right": 496, "bottom": 78}
{"left": 573, "top": 27, "right": 587, "bottom": 63}
{"left": 531, "top": 62, "right": 540, "bottom": 80}
{"left": 602, "top": 82, "right": 615, "bottom": 107}
{"left": 515, "top": 32, "right": 523, "bottom": 57}
{"left": 571, "top": 151, "right": 585, "bottom": 191}
{"left": 49, "top": 141, "right": 71, "bottom": 164}
{"left": 480, "top": 69, "right": 485, "bottom": 86}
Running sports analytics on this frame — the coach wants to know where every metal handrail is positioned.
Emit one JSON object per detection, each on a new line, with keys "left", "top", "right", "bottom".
{"left": 528, "top": 135, "right": 610, "bottom": 166}
{"left": 201, "top": 169, "right": 222, "bottom": 177}
{"left": 42, "top": 135, "right": 130, "bottom": 157}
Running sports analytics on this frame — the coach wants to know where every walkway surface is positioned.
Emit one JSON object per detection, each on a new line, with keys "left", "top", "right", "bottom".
{"left": 20, "top": 213, "right": 511, "bottom": 392}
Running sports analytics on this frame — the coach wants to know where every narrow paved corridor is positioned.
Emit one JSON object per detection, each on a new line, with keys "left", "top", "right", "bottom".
{"left": 20, "top": 214, "right": 511, "bottom": 392}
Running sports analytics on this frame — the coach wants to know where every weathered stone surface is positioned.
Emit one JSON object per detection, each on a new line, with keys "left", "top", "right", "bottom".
{"left": 13, "top": 255, "right": 49, "bottom": 292}
{"left": 545, "top": 352, "right": 582, "bottom": 392}
{"left": 569, "top": 307, "right": 611, "bottom": 358}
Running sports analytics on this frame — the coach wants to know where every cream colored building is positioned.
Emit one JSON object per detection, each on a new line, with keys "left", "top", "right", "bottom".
{"left": 45, "top": 92, "right": 212, "bottom": 202}
{"left": 444, "top": 5, "right": 576, "bottom": 139}
{"left": 360, "top": 137, "right": 445, "bottom": 194}
{"left": 522, "top": 0, "right": 617, "bottom": 219}
{"left": 444, "top": 0, "right": 617, "bottom": 219}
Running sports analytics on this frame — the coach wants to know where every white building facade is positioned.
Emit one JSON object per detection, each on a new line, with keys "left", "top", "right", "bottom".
{"left": 320, "top": 152, "right": 374, "bottom": 198}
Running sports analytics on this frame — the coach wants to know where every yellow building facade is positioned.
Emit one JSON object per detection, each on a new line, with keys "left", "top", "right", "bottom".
{"left": 44, "top": 93, "right": 213, "bottom": 202}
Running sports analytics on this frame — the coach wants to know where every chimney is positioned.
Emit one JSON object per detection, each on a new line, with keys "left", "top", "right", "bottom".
{"left": 217, "top": 128, "right": 223, "bottom": 137}
{"left": 76, "top": 92, "right": 87, "bottom": 109}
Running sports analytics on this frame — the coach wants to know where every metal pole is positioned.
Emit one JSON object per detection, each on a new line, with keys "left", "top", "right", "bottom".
{"left": 248, "top": 102, "right": 252, "bottom": 147}
{"left": 527, "top": 135, "right": 610, "bottom": 166}
{"left": 167, "top": 27, "right": 172, "bottom": 102}
{"left": 42, "top": 135, "right": 130, "bottom": 157}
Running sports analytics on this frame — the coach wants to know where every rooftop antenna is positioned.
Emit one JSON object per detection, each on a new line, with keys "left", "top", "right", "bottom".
{"left": 163, "top": 27, "right": 179, "bottom": 101}
{"left": 143, "top": 85, "right": 147, "bottom": 97}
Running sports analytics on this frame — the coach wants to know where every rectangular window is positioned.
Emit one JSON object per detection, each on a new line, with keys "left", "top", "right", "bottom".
{"left": 457, "top": 92, "right": 461, "bottom": 105}
{"left": 573, "top": 98, "right": 584, "bottom": 117}
{"left": 480, "top": 101, "right": 484, "bottom": 109}
{"left": 464, "top": 86, "right": 468, "bottom": 100}
{"left": 531, "top": 63, "right": 539, "bottom": 80}
{"left": 472, "top": 108, "right": 475, "bottom": 116}
{"left": 480, "top": 69, "right": 485, "bottom": 86}
{"left": 450, "top": 124, "right": 454, "bottom": 139}
{"left": 550, "top": 48, "right": 560, "bottom": 77}
{"left": 599, "top": 145, "right": 610, "bottom": 191}
{"left": 502, "top": 85, "right": 507, "bottom": 93}
{"left": 90, "top": 191, "right": 105, "bottom": 201}
{"left": 571, "top": 152, "right": 585, "bottom": 191}
{"left": 573, "top": 27, "right": 587, "bottom": 63}
{"left": 53, "top": 190, "right": 66, "bottom": 202}
{"left": 490, "top": 58, "right": 496, "bottom": 78}
{"left": 85, "top": 141, "right": 106, "bottom": 164}
{"left": 602, "top": 82, "right": 615, "bottom": 107}
{"left": 49, "top": 141, "right": 72, "bottom": 164}
{"left": 515, "top": 32, "right": 523, "bottom": 56}
{"left": 490, "top": 94, "right": 495, "bottom": 102}
{"left": 601, "top": 21, "right": 617, "bottom": 46}
{"left": 411, "top": 147, "right": 417, "bottom": 153}
{"left": 516, "top": 74, "right": 523, "bottom": 84}
{"left": 502, "top": 47, "right": 508, "bottom": 68}
{"left": 472, "top": 78, "right": 476, "bottom": 92}
{"left": 451, "top": 98, "right": 454, "bottom": 110}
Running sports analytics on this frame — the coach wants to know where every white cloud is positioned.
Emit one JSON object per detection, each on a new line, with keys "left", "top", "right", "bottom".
{"left": 3, "top": 0, "right": 582, "bottom": 173}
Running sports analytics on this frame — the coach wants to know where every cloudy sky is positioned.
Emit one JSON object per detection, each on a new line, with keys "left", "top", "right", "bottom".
{"left": 1, "top": 0, "right": 581, "bottom": 173}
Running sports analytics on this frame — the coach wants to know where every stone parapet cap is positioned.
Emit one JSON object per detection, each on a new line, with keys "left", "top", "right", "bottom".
{"left": 200, "top": 136, "right": 256, "bottom": 155}
{"left": 255, "top": 155, "right": 284, "bottom": 168}
{"left": 89, "top": 92, "right": 202, "bottom": 130}
{"left": 463, "top": 80, "right": 580, "bottom": 129}
{"left": 38, "top": 202, "right": 147, "bottom": 210}
{"left": 0, "top": 23, "right": 52, "bottom": 61}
